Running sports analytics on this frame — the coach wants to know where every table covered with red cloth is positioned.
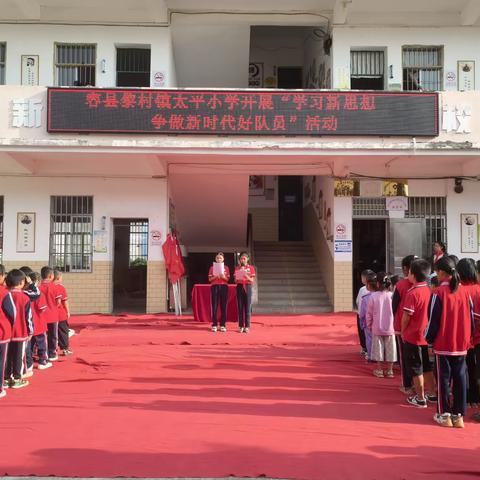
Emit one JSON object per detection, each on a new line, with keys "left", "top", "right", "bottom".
{"left": 191, "top": 284, "right": 238, "bottom": 323}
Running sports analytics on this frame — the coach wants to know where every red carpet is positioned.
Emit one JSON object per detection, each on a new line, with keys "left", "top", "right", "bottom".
{"left": 1, "top": 313, "right": 479, "bottom": 480}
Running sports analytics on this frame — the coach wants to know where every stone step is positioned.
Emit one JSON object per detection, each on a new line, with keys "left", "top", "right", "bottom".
{"left": 260, "top": 292, "right": 330, "bottom": 301}
{"left": 255, "top": 257, "right": 317, "bottom": 263}
{"left": 254, "top": 305, "right": 333, "bottom": 314}
{"left": 256, "top": 298, "right": 331, "bottom": 307}
{"left": 259, "top": 272, "right": 324, "bottom": 280}
{"left": 259, "top": 284, "right": 327, "bottom": 293}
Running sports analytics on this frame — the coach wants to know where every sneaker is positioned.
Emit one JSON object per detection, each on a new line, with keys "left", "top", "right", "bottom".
{"left": 385, "top": 370, "right": 394, "bottom": 378}
{"left": 471, "top": 411, "right": 480, "bottom": 423}
{"left": 211, "top": 326, "right": 217, "bottom": 332}
{"left": 62, "top": 349, "right": 73, "bottom": 356}
{"left": 426, "top": 393, "right": 438, "bottom": 403}
{"left": 433, "top": 413, "right": 453, "bottom": 427}
{"left": 219, "top": 326, "right": 227, "bottom": 332}
{"left": 3, "top": 378, "right": 13, "bottom": 389}
{"left": 244, "top": 327, "right": 250, "bottom": 333}
{"left": 407, "top": 395, "right": 427, "bottom": 408}
{"left": 452, "top": 414, "right": 465, "bottom": 428}
{"left": 239, "top": 327, "right": 244, "bottom": 333}
{"left": 0, "top": 389, "right": 6, "bottom": 398}
{"left": 68, "top": 328, "right": 75, "bottom": 338}
{"left": 38, "top": 362, "right": 53, "bottom": 370}
{"left": 23, "top": 368, "right": 34, "bottom": 379}
{"left": 11, "top": 379, "right": 29, "bottom": 389}
{"left": 48, "top": 355, "right": 59, "bottom": 362}
{"left": 373, "top": 369, "right": 384, "bottom": 378}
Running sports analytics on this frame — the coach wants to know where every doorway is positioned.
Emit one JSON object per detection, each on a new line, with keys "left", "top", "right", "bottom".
{"left": 278, "top": 176, "right": 303, "bottom": 241}
{"left": 277, "top": 67, "right": 303, "bottom": 89}
{"left": 113, "top": 218, "right": 148, "bottom": 313}
{"left": 352, "top": 219, "right": 386, "bottom": 299}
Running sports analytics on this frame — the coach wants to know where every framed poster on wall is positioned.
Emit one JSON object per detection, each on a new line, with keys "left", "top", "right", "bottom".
{"left": 16, "top": 212, "right": 36, "bottom": 252}
{"left": 458, "top": 61, "right": 475, "bottom": 91}
{"left": 461, "top": 213, "right": 478, "bottom": 253}
{"left": 21, "top": 55, "right": 39, "bottom": 86}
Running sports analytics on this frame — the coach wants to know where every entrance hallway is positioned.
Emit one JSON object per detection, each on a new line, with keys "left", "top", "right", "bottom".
{"left": 1, "top": 313, "right": 479, "bottom": 480}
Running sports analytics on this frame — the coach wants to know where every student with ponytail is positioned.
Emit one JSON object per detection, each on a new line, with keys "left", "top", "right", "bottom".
{"left": 426, "top": 256, "right": 475, "bottom": 428}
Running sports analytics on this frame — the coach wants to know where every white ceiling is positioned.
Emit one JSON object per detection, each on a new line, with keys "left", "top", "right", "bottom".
{"left": 0, "top": 0, "right": 477, "bottom": 26}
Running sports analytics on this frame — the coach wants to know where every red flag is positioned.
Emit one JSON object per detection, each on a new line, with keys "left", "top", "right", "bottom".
{"left": 162, "top": 233, "right": 185, "bottom": 283}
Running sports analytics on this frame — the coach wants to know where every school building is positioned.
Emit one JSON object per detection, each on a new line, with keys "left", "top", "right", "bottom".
{"left": 0, "top": 0, "right": 480, "bottom": 314}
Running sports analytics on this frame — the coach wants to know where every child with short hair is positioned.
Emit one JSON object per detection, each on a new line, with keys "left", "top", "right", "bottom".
{"left": 54, "top": 269, "right": 73, "bottom": 355}
{"left": 366, "top": 272, "right": 397, "bottom": 378}
{"left": 234, "top": 252, "right": 256, "bottom": 334}
{"left": 208, "top": 253, "right": 230, "bottom": 333}
{"left": 359, "top": 272, "right": 377, "bottom": 361}
{"left": 25, "top": 272, "right": 52, "bottom": 373}
{"left": 402, "top": 259, "right": 436, "bottom": 408}
{"left": 2, "top": 269, "right": 33, "bottom": 389}
{"left": 392, "top": 254, "right": 418, "bottom": 393}
{"left": 0, "top": 265, "right": 10, "bottom": 398}
{"left": 356, "top": 269, "right": 373, "bottom": 357}
{"left": 426, "top": 257, "right": 474, "bottom": 428}
{"left": 40, "top": 266, "right": 61, "bottom": 362}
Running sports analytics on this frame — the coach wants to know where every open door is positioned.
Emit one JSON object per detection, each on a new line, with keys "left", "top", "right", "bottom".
{"left": 388, "top": 218, "right": 426, "bottom": 276}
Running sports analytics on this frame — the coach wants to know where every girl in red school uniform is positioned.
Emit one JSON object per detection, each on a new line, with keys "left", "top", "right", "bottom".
{"left": 234, "top": 252, "right": 256, "bottom": 333}
{"left": 208, "top": 252, "right": 230, "bottom": 332}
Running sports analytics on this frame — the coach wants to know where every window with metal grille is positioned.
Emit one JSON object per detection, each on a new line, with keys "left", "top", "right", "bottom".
{"left": 0, "top": 197, "right": 4, "bottom": 263}
{"left": 0, "top": 43, "right": 6, "bottom": 85}
{"left": 353, "top": 196, "right": 447, "bottom": 246}
{"left": 55, "top": 43, "right": 96, "bottom": 86}
{"left": 402, "top": 46, "right": 443, "bottom": 91}
{"left": 50, "top": 196, "right": 93, "bottom": 272}
{"left": 116, "top": 48, "right": 151, "bottom": 87}
{"left": 350, "top": 50, "right": 385, "bottom": 90}
{"left": 129, "top": 220, "right": 148, "bottom": 267}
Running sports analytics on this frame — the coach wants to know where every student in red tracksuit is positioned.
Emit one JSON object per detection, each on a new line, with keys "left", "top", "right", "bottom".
{"left": 401, "top": 259, "right": 436, "bottom": 409}
{"left": 472, "top": 281, "right": 480, "bottom": 422}
{"left": 234, "top": 252, "right": 256, "bottom": 333}
{"left": 54, "top": 269, "right": 73, "bottom": 355}
{"left": 25, "top": 272, "right": 51, "bottom": 373}
{"left": 2, "top": 269, "right": 33, "bottom": 389}
{"left": 208, "top": 253, "right": 230, "bottom": 333}
{"left": 392, "top": 255, "right": 418, "bottom": 393}
{"left": 0, "top": 265, "right": 10, "bottom": 398}
{"left": 40, "top": 266, "right": 61, "bottom": 362}
{"left": 426, "top": 256, "right": 474, "bottom": 428}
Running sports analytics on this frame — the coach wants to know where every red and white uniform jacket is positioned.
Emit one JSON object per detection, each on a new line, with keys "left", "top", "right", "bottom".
{"left": 32, "top": 291, "right": 48, "bottom": 336}
{"left": 426, "top": 282, "right": 474, "bottom": 355}
{"left": 468, "top": 284, "right": 480, "bottom": 347}
{"left": 234, "top": 265, "right": 256, "bottom": 285}
{"left": 39, "top": 280, "right": 61, "bottom": 324}
{"left": 0, "top": 284, "right": 11, "bottom": 343}
{"left": 2, "top": 289, "right": 33, "bottom": 342}
{"left": 208, "top": 265, "right": 230, "bottom": 285}
{"left": 55, "top": 282, "right": 69, "bottom": 321}
{"left": 402, "top": 282, "right": 431, "bottom": 346}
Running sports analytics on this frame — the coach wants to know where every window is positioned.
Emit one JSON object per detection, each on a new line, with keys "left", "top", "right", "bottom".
{"left": 402, "top": 46, "right": 443, "bottom": 91}
{"left": 55, "top": 43, "right": 96, "bottom": 86}
{"left": 116, "top": 48, "right": 151, "bottom": 87}
{"left": 129, "top": 220, "right": 148, "bottom": 267}
{"left": 50, "top": 196, "right": 93, "bottom": 272}
{"left": 350, "top": 50, "right": 385, "bottom": 90}
{"left": 0, "top": 43, "right": 6, "bottom": 85}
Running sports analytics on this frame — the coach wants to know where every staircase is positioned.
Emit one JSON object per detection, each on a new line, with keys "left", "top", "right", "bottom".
{"left": 253, "top": 241, "right": 332, "bottom": 314}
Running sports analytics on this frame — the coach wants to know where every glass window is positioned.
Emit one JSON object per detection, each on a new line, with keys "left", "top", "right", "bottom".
{"left": 55, "top": 43, "right": 96, "bottom": 86}
{"left": 402, "top": 46, "right": 443, "bottom": 91}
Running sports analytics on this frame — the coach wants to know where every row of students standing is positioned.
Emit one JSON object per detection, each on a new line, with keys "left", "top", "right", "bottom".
{"left": 0, "top": 265, "right": 73, "bottom": 398}
{"left": 357, "top": 253, "right": 480, "bottom": 428}
{"left": 208, "top": 252, "right": 256, "bottom": 333}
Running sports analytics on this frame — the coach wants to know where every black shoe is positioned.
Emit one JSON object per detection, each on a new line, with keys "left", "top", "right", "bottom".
{"left": 426, "top": 393, "right": 438, "bottom": 403}
{"left": 407, "top": 395, "right": 427, "bottom": 408}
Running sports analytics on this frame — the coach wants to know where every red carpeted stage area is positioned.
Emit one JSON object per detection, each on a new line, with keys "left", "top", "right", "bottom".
{"left": 1, "top": 313, "right": 479, "bottom": 480}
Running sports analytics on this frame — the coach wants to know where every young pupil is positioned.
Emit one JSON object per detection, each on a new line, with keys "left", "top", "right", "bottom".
{"left": 25, "top": 272, "right": 52, "bottom": 373}
{"left": 426, "top": 257, "right": 474, "bottom": 428}
{"left": 359, "top": 272, "right": 377, "bottom": 361}
{"left": 472, "top": 261, "right": 480, "bottom": 422}
{"left": 2, "top": 269, "right": 33, "bottom": 389}
{"left": 457, "top": 258, "right": 480, "bottom": 408}
{"left": 208, "top": 253, "right": 230, "bottom": 333}
{"left": 54, "top": 269, "right": 73, "bottom": 355}
{"left": 234, "top": 252, "right": 256, "bottom": 333}
{"left": 366, "top": 272, "right": 397, "bottom": 378}
{"left": 0, "top": 265, "right": 10, "bottom": 398}
{"left": 356, "top": 270, "right": 374, "bottom": 357}
{"left": 392, "top": 255, "right": 417, "bottom": 394}
{"left": 401, "top": 259, "right": 436, "bottom": 408}
{"left": 40, "top": 266, "right": 61, "bottom": 362}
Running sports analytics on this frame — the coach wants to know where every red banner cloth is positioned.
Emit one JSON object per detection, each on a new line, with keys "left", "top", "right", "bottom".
{"left": 191, "top": 284, "right": 238, "bottom": 323}
{"left": 162, "top": 233, "right": 185, "bottom": 283}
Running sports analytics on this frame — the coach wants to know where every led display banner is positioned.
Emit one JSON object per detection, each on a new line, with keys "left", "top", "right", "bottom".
{"left": 47, "top": 88, "right": 439, "bottom": 136}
